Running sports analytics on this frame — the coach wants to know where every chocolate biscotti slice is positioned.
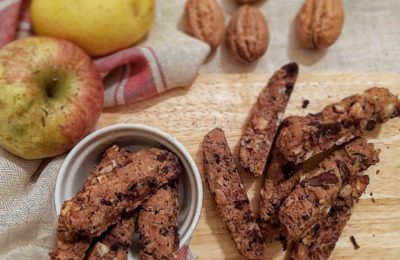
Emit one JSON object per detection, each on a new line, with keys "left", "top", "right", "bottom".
{"left": 239, "top": 63, "right": 299, "bottom": 177}
{"left": 50, "top": 234, "right": 92, "bottom": 260}
{"left": 259, "top": 87, "right": 398, "bottom": 235}
{"left": 291, "top": 175, "right": 370, "bottom": 260}
{"left": 87, "top": 214, "right": 137, "bottom": 260}
{"left": 58, "top": 148, "right": 182, "bottom": 238}
{"left": 138, "top": 184, "right": 179, "bottom": 260}
{"left": 51, "top": 145, "right": 130, "bottom": 260}
{"left": 259, "top": 173, "right": 301, "bottom": 239}
{"left": 86, "top": 145, "right": 131, "bottom": 185}
{"left": 203, "top": 128, "right": 264, "bottom": 259}
{"left": 258, "top": 145, "right": 302, "bottom": 239}
{"left": 264, "top": 147, "right": 299, "bottom": 186}
{"left": 278, "top": 138, "right": 379, "bottom": 241}
{"left": 277, "top": 87, "right": 399, "bottom": 164}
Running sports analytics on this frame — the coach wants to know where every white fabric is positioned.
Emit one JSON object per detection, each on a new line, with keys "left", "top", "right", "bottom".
{"left": 161, "top": 0, "right": 400, "bottom": 73}
{"left": 0, "top": 148, "right": 64, "bottom": 259}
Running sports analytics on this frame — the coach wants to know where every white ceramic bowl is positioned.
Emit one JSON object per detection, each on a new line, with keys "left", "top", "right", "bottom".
{"left": 55, "top": 124, "right": 203, "bottom": 259}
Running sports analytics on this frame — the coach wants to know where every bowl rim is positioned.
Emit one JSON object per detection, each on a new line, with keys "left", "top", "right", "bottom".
{"left": 55, "top": 123, "right": 203, "bottom": 249}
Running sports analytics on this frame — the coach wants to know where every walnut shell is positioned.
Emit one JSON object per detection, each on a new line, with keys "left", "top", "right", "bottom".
{"left": 296, "top": 0, "right": 345, "bottom": 49}
{"left": 185, "top": 0, "right": 225, "bottom": 50}
{"left": 226, "top": 5, "right": 269, "bottom": 63}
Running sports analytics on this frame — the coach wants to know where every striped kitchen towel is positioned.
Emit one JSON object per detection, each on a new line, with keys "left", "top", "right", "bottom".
{"left": 0, "top": 0, "right": 210, "bottom": 107}
{"left": 0, "top": 0, "right": 207, "bottom": 259}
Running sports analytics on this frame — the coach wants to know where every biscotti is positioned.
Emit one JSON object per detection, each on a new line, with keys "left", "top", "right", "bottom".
{"left": 50, "top": 235, "right": 92, "bottom": 260}
{"left": 278, "top": 138, "right": 379, "bottom": 241}
{"left": 277, "top": 87, "right": 400, "bottom": 164}
{"left": 138, "top": 184, "right": 179, "bottom": 260}
{"left": 86, "top": 145, "right": 131, "bottom": 185}
{"left": 203, "top": 128, "right": 264, "bottom": 259}
{"left": 239, "top": 63, "right": 298, "bottom": 177}
{"left": 51, "top": 145, "right": 130, "bottom": 260}
{"left": 264, "top": 147, "right": 298, "bottom": 186}
{"left": 87, "top": 214, "right": 137, "bottom": 260}
{"left": 292, "top": 175, "right": 369, "bottom": 260}
{"left": 258, "top": 145, "right": 302, "bottom": 238}
{"left": 258, "top": 172, "right": 301, "bottom": 238}
{"left": 58, "top": 148, "right": 182, "bottom": 238}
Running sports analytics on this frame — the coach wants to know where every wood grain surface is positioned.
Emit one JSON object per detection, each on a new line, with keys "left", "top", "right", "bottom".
{"left": 98, "top": 72, "right": 400, "bottom": 260}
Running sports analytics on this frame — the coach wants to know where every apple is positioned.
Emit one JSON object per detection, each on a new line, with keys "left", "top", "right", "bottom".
{"left": 0, "top": 37, "right": 104, "bottom": 159}
{"left": 30, "top": 0, "right": 155, "bottom": 56}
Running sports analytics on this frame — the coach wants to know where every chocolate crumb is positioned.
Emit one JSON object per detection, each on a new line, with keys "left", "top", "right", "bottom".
{"left": 376, "top": 170, "right": 380, "bottom": 175}
{"left": 372, "top": 234, "right": 375, "bottom": 237}
{"left": 386, "top": 146, "right": 390, "bottom": 149}
{"left": 350, "top": 235, "right": 360, "bottom": 250}
{"left": 370, "top": 192, "right": 373, "bottom": 196}
{"left": 302, "top": 99, "right": 310, "bottom": 109}
{"left": 371, "top": 198, "right": 376, "bottom": 203}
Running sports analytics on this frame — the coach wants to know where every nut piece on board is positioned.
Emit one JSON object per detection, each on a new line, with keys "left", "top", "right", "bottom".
{"left": 296, "top": 0, "right": 345, "bottom": 49}
{"left": 226, "top": 5, "right": 269, "bottom": 63}
{"left": 185, "top": 0, "right": 225, "bottom": 50}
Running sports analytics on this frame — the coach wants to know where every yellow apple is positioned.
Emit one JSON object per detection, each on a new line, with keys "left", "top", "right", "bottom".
{"left": 30, "top": 0, "right": 155, "bottom": 56}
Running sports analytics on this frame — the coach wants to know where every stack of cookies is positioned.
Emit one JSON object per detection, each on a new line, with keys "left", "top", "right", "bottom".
{"left": 202, "top": 62, "right": 400, "bottom": 259}
{"left": 51, "top": 146, "right": 181, "bottom": 260}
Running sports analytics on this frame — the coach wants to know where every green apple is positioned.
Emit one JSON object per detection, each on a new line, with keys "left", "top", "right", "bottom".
{"left": 30, "top": 0, "right": 155, "bottom": 56}
{"left": 0, "top": 37, "right": 104, "bottom": 159}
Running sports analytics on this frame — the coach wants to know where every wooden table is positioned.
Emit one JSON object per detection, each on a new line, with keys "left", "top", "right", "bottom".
{"left": 98, "top": 72, "right": 400, "bottom": 259}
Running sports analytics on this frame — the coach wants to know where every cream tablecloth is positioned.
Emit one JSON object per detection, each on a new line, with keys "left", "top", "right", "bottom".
{"left": 163, "top": 0, "right": 400, "bottom": 73}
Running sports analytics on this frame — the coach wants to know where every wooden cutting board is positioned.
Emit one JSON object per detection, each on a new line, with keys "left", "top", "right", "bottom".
{"left": 98, "top": 72, "right": 400, "bottom": 260}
